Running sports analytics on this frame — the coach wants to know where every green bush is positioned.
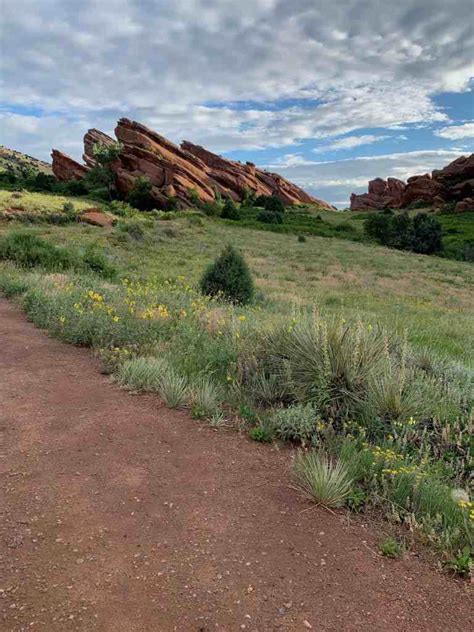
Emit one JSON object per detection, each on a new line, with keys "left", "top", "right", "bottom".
{"left": 166, "top": 196, "right": 179, "bottom": 212}
{"left": 255, "top": 195, "right": 285, "bottom": 214}
{"left": 412, "top": 213, "right": 443, "bottom": 254}
{"left": 390, "top": 213, "right": 412, "bottom": 249}
{"left": 221, "top": 198, "right": 240, "bottom": 220}
{"left": 82, "top": 245, "right": 116, "bottom": 279}
{"left": 0, "top": 231, "right": 75, "bottom": 271}
{"left": 270, "top": 404, "right": 317, "bottom": 444}
{"left": 364, "top": 211, "right": 443, "bottom": 255}
{"left": 258, "top": 209, "right": 283, "bottom": 224}
{"left": 200, "top": 244, "right": 254, "bottom": 305}
{"left": 379, "top": 538, "right": 402, "bottom": 558}
{"left": 118, "top": 219, "right": 146, "bottom": 241}
{"left": 264, "top": 196, "right": 285, "bottom": 214}
{"left": 364, "top": 213, "right": 392, "bottom": 245}
{"left": 109, "top": 200, "right": 137, "bottom": 217}
{"left": 126, "top": 176, "right": 156, "bottom": 211}
{"left": 200, "top": 201, "right": 222, "bottom": 217}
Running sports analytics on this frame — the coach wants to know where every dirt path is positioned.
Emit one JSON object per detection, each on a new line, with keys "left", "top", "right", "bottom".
{"left": 0, "top": 298, "right": 471, "bottom": 631}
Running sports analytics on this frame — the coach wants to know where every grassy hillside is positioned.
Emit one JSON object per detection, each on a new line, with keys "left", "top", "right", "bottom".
{"left": 0, "top": 146, "right": 52, "bottom": 174}
{"left": 0, "top": 191, "right": 472, "bottom": 570}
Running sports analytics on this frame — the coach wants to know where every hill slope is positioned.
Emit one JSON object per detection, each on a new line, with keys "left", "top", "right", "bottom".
{"left": 0, "top": 146, "right": 52, "bottom": 174}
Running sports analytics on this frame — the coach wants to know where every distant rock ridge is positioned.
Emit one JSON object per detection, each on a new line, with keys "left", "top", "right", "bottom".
{"left": 350, "top": 154, "right": 474, "bottom": 211}
{"left": 52, "top": 119, "right": 334, "bottom": 209}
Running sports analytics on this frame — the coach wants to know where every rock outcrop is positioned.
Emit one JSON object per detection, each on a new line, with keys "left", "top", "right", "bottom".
{"left": 350, "top": 154, "right": 474, "bottom": 211}
{"left": 78, "top": 208, "right": 115, "bottom": 227}
{"left": 52, "top": 118, "right": 334, "bottom": 209}
{"left": 51, "top": 150, "right": 89, "bottom": 181}
{"left": 350, "top": 177, "right": 405, "bottom": 211}
{"left": 83, "top": 129, "right": 115, "bottom": 167}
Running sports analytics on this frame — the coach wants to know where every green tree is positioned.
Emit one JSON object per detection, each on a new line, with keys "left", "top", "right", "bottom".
{"left": 363, "top": 213, "right": 392, "bottom": 245}
{"left": 200, "top": 244, "right": 254, "bottom": 304}
{"left": 264, "top": 195, "right": 285, "bottom": 214}
{"left": 85, "top": 142, "right": 123, "bottom": 199}
{"left": 411, "top": 213, "right": 443, "bottom": 254}
{"left": 221, "top": 198, "right": 240, "bottom": 220}
{"left": 390, "top": 213, "right": 413, "bottom": 250}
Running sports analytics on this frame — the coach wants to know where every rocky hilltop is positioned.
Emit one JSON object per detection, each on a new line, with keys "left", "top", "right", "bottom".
{"left": 52, "top": 119, "right": 334, "bottom": 209}
{"left": 350, "top": 154, "right": 474, "bottom": 212}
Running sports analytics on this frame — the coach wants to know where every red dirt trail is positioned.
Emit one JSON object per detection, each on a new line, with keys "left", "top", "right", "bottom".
{"left": 0, "top": 298, "right": 471, "bottom": 631}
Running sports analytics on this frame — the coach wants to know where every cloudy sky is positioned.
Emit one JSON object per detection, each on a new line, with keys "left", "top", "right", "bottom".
{"left": 1, "top": 0, "right": 473, "bottom": 206}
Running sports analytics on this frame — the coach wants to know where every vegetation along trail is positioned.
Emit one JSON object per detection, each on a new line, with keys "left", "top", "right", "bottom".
{"left": 0, "top": 298, "right": 471, "bottom": 631}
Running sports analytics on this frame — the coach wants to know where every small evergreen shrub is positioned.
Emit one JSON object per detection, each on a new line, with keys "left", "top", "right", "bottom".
{"left": 255, "top": 195, "right": 285, "bottom": 214}
{"left": 298, "top": 235, "right": 306, "bottom": 243}
{"left": 411, "top": 213, "right": 443, "bottom": 254}
{"left": 258, "top": 209, "right": 283, "bottom": 224}
{"left": 200, "top": 245, "right": 254, "bottom": 304}
{"left": 390, "top": 213, "right": 412, "bottom": 250}
{"left": 364, "top": 213, "right": 392, "bottom": 245}
{"left": 221, "top": 198, "right": 240, "bottom": 220}
{"left": 264, "top": 196, "right": 285, "bottom": 214}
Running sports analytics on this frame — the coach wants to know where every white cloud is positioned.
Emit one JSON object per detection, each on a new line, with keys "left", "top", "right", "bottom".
{"left": 1, "top": 0, "right": 473, "bottom": 157}
{"left": 314, "top": 134, "right": 389, "bottom": 152}
{"left": 435, "top": 122, "right": 474, "bottom": 140}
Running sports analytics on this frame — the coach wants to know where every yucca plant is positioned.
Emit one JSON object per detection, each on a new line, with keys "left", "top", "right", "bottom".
{"left": 158, "top": 369, "right": 189, "bottom": 408}
{"left": 293, "top": 451, "right": 353, "bottom": 507}
{"left": 115, "top": 356, "right": 169, "bottom": 391}
{"left": 190, "top": 376, "right": 222, "bottom": 419}
{"left": 262, "top": 316, "right": 388, "bottom": 419}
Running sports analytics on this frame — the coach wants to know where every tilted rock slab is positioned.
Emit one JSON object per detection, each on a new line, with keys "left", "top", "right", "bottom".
{"left": 52, "top": 118, "right": 334, "bottom": 209}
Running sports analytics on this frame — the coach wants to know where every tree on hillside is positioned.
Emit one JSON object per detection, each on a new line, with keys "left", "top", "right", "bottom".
{"left": 85, "top": 142, "right": 123, "bottom": 200}
{"left": 221, "top": 198, "right": 240, "bottom": 220}
{"left": 411, "top": 214, "right": 443, "bottom": 254}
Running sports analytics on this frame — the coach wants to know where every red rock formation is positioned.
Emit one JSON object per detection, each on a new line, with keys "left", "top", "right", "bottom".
{"left": 350, "top": 177, "right": 405, "bottom": 210}
{"left": 182, "top": 140, "right": 333, "bottom": 208}
{"left": 402, "top": 174, "right": 447, "bottom": 206}
{"left": 52, "top": 118, "right": 333, "bottom": 209}
{"left": 51, "top": 150, "right": 89, "bottom": 181}
{"left": 83, "top": 129, "right": 115, "bottom": 167}
{"left": 350, "top": 154, "right": 474, "bottom": 210}
{"left": 454, "top": 197, "right": 474, "bottom": 212}
{"left": 432, "top": 154, "right": 474, "bottom": 187}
